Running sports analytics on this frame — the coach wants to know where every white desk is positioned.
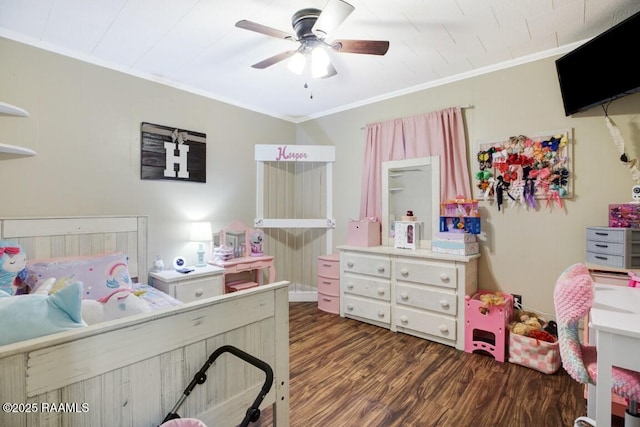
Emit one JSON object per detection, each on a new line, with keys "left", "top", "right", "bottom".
{"left": 589, "top": 283, "right": 640, "bottom": 426}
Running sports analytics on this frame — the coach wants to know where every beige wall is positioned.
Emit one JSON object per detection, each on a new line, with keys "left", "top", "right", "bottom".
{"left": 0, "top": 37, "right": 295, "bottom": 272}
{"left": 3, "top": 35, "right": 640, "bottom": 318}
{"left": 301, "top": 56, "right": 640, "bottom": 318}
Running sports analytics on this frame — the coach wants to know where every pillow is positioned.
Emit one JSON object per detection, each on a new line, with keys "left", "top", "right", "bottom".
{"left": 25, "top": 252, "right": 133, "bottom": 300}
{"left": 0, "top": 281, "right": 86, "bottom": 346}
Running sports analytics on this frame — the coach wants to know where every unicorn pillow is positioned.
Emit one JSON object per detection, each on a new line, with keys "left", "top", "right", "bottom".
{"left": 25, "top": 252, "right": 133, "bottom": 300}
{"left": 0, "top": 281, "right": 86, "bottom": 346}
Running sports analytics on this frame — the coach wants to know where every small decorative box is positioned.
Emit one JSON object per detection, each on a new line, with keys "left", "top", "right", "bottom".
{"left": 609, "top": 203, "right": 640, "bottom": 228}
{"left": 432, "top": 240, "right": 479, "bottom": 255}
{"left": 394, "top": 221, "right": 420, "bottom": 250}
{"left": 435, "top": 231, "right": 477, "bottom": 243}
{"left": 347, "top": 219, "right": 381, "bottom": 247}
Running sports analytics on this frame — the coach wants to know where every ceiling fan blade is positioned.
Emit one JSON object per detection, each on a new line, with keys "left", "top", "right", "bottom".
{"left": 236, "top": 20, "right": 295, "bottom": 41}
{"left": 251, "top": 50, "right": 298, "bottom": 69}
{"left": 312, "top": 0, "right": 355, "bottom": 38}
{"left": 332, "top": 39, "right": 390, "bottom": 55}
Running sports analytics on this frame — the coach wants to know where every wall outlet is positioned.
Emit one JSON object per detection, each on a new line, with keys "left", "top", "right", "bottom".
{"left": 513, "top": 294, "right": 523, "bottom": 311}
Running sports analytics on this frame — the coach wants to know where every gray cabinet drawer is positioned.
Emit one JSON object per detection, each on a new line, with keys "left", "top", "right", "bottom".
{"left": 586, "top": 240, "right": 625, "bottom": 256}
{"left": 586, "top": 227, "right": 629, "bottom": 243}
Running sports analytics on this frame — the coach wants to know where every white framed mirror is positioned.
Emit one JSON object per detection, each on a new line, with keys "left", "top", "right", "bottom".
{"left": 381, "top": 156, "right": 440, "bottom": 248}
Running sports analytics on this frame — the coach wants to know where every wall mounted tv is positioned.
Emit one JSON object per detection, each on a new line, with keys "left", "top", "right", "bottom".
{"left": 556, "top": 11, "right": 640, "bottom": 116}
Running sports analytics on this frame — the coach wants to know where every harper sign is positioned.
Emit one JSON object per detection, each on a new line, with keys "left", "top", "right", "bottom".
{"left": 254, "top": 144, "right": 335, "bottom": 163}
{"left": 140, "top": 122, "right": 206, "bottom": 183}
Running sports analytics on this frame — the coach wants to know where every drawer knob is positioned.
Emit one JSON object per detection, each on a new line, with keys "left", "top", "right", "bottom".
{"left": 400, "top": 292, "right": 409, "bottom": 300}
{"left": 346, "top": 304, "right": 354, "bottom": 311}
{"left": 439, "top": 273, "right": 449, "bottom": 282}
{"left": 347, "top": 262, "right": 354, "bottom": 268}
{"left": 322, "top": 281, "right": 332, "bottom": 285}
{"left": 322, "top": 297, "right": 332, "bottom": 302}
{"left": 439, "top": 300, "right": 450, "bottom": 309}
{"left": 377, "top": 310, "right": 385, "bottom": 318}
{"left": 377, "top": 287, "right": 385, "bottom": 296}
{"left": 377, "top": 266, "right": 385, "bottom": 273}
{"left": 400, "top": 268, "right": 409, "bottom": 277}
{"left": 195, "top": 289, "right": 204, "bottom": 297}
{"left": 400, "top": 315, "right": 408, "bottom": 324}
{"left": 346, "top": 283, "right": 354, "bottom": 290}
{"left": 439, "top": 324, "right": 448, "bottom": 333}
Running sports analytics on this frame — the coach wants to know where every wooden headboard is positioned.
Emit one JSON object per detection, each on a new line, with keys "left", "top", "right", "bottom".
{"left": 0, "top": 216, "right": 148, "bottom": 281}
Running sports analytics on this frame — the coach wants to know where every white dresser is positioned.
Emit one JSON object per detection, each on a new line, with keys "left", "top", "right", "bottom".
{"left": 338, "top": 245, "right": 479, "bottom": 350}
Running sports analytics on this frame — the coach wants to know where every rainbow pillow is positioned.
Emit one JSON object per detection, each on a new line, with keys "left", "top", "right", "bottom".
{"left": 25, "top": 252, "right": 133, "bottom": 300}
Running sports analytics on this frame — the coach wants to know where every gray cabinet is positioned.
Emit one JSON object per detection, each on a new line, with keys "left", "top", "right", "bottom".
{"left": 586, "top": 226, "right": 640, "bottom": 269}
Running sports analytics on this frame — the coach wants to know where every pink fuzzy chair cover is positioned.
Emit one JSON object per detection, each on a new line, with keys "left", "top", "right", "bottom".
{"left": 160, "top": 418, "right": 207, "bottom": 427}
{"left": 554, "top": 263, "right": 640, "bottom": 402}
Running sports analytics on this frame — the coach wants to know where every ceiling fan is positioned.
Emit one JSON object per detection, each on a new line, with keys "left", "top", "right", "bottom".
{"left": 235, "top": 0, "right": 390, "bottom": 78}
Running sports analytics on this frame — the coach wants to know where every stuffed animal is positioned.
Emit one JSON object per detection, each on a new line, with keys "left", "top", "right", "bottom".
{"left": 81, "top": 288, "right": 151, "bottom": 325}
{"left": 0, "top": 281, "right": 86, "bottom": 346}
{"left": 509, "top": 309, "right": 555, "bottom": 342}
{"left": 0, "top": 240, "right": 27, "bottom": 295}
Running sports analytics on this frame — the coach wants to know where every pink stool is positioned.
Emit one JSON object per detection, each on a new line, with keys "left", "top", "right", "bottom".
{"left": 464, "top": 291, "right": 513, "bottom": 362}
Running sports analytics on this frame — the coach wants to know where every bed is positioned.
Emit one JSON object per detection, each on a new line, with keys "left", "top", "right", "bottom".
{"left": 0, "top": 215, "right": 290, "bottom": 427}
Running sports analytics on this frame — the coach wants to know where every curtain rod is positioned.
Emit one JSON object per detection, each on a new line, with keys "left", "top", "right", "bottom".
{"left": 360, "top": 104, "right": 475, "bottom": 130}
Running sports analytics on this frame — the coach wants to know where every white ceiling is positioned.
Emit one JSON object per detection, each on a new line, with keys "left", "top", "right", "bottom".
{"left": 1, "top": 0, "right": 639, "bottom": 123}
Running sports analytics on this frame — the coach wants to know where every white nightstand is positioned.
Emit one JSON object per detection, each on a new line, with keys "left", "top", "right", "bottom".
{"left": 149, "top": 264, "right": 225, "bottom": 303}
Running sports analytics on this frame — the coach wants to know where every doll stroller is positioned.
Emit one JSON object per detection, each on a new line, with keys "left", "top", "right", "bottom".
{"left": 160, "top": 345, "right": 274, "bottom": 427}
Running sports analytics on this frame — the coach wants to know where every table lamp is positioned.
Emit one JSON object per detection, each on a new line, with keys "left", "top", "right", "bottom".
{"left": 190, "top": 221, "right": 212, "bottom": 267}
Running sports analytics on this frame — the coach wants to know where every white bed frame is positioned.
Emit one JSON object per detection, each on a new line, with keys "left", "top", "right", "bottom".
{"left": 0, "top": 216, "right": 290, "bottom": 427}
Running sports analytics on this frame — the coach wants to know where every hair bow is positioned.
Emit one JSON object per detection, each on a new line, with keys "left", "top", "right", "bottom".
{"left": 0, "top": 246, "right": 20, "bottom": 256}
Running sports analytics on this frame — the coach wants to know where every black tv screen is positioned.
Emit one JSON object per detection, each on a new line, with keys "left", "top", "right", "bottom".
{"left": 555, "top": 11, "right": 640, "bottom": 116}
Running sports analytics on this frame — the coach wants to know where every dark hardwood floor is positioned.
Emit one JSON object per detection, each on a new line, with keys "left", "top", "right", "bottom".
{"left": 257, "top": 302, "right": 620, "bottom": 427}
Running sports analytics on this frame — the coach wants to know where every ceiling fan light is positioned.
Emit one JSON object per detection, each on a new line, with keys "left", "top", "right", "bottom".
{"left": 287, "top": 52, "right": 306, "bottom": 75}
{"left": 311, "top": 47, "right": 330, "bottom": 78}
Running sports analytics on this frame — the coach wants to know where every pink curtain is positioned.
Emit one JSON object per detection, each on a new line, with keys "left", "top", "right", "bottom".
{"left": 359, "top": 107, "right": 471, "bottom": 221}
{"left": 359, "top": 119, "right": 405, "bottom": 220}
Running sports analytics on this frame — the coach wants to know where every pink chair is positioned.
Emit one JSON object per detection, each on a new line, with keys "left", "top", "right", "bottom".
{"left": 554, "top": 263, "right": 640, "bottom": 426}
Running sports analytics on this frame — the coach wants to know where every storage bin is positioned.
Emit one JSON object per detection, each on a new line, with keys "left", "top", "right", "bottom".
{"left": 347, "top": 220, "right": 381, "bottom": 246}
{"left": 317, "top": 293, "right": 340, "bottom": 314}
{"left": 508, "top": 333, "right": 560, "bottom": 374}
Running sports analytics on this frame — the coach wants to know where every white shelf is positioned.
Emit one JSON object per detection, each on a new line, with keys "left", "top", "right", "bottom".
{"left": 0, "top": 143, "right": 36, "bottom": 156}
{"left": 0, "top": 102, "right": 29, "bottom": 117}
{"left": 0, "top": 102, "right": 35, "bottom": 156}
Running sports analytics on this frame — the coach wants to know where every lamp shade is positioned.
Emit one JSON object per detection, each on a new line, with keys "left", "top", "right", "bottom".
{"left": 190, "top": 221, "right": 212, "bottom": 242}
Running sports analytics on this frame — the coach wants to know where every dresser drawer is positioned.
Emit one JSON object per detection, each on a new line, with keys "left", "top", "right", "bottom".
{"left": 318, "top": 292, "right": 340, "bottom": 314}
{"left": 175, "top": 277, "right": 221, "bottom": 303}
{"left": 586, "top": 240, "right": 625, "bottom": 256}
{"left": 395, "top": 260, "right": 457, "bottom": 289}
{"left": 395, "top": 305, "right": 456, "bottom": 342}
{"left": 342, "top": 275, "right": 391, "bottom": 301}
{"left": 318, "top": 254, "right": 340, "bottom": 279}
{"left": 396, "top": 283, "right": 457, "bottom": 315}
{"left": 343, "top": 295, "right": 391, "bottom": 325}
{"left": 342, "top": 253, "right": 391, "bottom": 279}
{"left": 586, "top": 252, "right": 628, "bottom": 269}
{"left": 317, "top": 276, "right": 340, "bottom": 296}
{"left": 586, "top": 227, "right": 631, "bottom": 243}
